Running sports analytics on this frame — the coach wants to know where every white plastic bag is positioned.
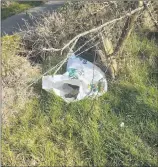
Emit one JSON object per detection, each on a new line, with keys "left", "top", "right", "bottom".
{"left": 42, "top": 53, "right": 107, "bottom": 102}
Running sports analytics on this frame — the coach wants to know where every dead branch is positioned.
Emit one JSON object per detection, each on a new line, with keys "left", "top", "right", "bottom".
{"left": 96, "top": 1, "right": 146, "bottom": 79}
{"left": 43, "top": 5, "right": 145, "bottom": 53}
{"left": 100, "top": 33, "right": 113, "bottom": 56}
{"left": 113, "top": 1, "right": 144, "bottom": 56}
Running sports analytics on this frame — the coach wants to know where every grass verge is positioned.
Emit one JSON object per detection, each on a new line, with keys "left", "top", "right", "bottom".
{"left": 2, "top": 33, "right": 158, "bottom": 166}
{"left": 1, "top": 1, "right": 44, "bottom": 20}
{"left": 2, "top": 1, "right": 158, "bottom": 166}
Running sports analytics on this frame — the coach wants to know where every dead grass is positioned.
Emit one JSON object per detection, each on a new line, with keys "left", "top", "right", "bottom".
{"left": 2, "top": 35, "right": 40, "bottom": 125}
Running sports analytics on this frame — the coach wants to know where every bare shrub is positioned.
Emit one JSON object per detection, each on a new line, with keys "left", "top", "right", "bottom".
{"left": 22, "top": 1, "right": 130, "bottom": 63}
{"left": 22, "top": 1, "right": 157, "bottom": 79}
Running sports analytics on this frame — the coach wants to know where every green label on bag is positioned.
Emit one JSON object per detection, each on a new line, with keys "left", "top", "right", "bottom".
{"left": 68, "top": 68, "right": 78, "bottom": 79}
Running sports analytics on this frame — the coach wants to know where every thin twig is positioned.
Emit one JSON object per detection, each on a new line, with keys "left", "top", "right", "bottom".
{"left": 144, "top": 2, "right": 158, "bottom": 29}
{"left": 73, "top": 31, "right": 101, "bottom": 55}
{"left": 26, "top": 60, "right": 64, "bottom": 89}
{"left": 75, "top": 41, "right": 100, "bottom": 58}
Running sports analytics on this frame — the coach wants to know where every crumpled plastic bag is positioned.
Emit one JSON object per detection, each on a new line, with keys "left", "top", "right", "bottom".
{"left": 42, "top": 53, "right": 107, "bottom": 102}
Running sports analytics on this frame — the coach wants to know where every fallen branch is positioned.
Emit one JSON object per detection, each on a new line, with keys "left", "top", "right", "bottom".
{"left": 113, "top": 1, "right": 143, "bottom": 56}
{"left": 43, "top": 5, "right": 145, "bottom": 53}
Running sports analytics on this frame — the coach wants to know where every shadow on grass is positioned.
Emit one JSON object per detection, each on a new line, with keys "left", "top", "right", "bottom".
{"left": 108, "top": 82, "right": 158, "bottom": 149}
{"left": 146, "top": 31, "right": 158, "bottom": 45}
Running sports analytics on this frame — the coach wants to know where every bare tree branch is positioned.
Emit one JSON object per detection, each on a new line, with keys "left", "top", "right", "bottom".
{"left": 43, "top": 5, "right": 145, "bottom": 53}
{"left": 112, "top": 1, "right": 144, "bottom": 56}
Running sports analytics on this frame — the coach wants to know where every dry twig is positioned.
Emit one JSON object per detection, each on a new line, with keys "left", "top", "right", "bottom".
{"left": 144, "top": 2, "right": 158, "bottom": 29}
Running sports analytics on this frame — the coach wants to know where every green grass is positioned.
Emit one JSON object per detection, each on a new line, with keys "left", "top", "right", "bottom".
{"left": 1, "top": 1, "right": 44, "bottom": 20}
{"left": 2, "top": 33, "right": 158, "bottom": 166}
